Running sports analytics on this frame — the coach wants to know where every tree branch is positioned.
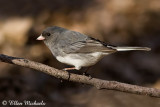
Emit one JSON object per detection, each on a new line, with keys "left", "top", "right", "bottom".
{"left": 0, "top": 54, "right": 160, "bottom": 98}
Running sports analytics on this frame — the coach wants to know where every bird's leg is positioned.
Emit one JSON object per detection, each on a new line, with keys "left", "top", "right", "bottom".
{"left": 83, "top": 67, "right": 92, "bottom": 79}
{"left": 83, "top": 67, "right": 91, "bottom": 74}
{"left": 63, "top": 67, "right": 76, "bottom": 71}
{"left": 62, "top": 67, "right": 75, "bottom": 81}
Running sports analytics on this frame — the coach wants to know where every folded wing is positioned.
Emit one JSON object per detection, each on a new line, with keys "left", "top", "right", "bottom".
{"left": 58, "top": 30, "right": 116, "bottom": 54}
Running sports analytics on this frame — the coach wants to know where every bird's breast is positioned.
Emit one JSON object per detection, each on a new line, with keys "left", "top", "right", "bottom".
{"left": 56, "top": 52, "right": 106, "bottom": 68}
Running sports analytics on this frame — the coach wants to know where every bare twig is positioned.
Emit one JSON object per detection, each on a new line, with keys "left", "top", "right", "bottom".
{"left": 0, "top": 54, "right": 160, "bottom": 98}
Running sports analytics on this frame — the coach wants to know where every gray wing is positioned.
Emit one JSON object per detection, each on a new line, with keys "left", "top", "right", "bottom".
{"left": 58, "top": 30, "right": 116, "bottom": 54}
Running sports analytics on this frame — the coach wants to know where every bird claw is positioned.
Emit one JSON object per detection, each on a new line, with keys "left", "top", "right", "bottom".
{"left": 83, "top": 72, "right": 92, "bottom": 79}
{"left": 62, "top": 68, "right": 67, "bottom": 71}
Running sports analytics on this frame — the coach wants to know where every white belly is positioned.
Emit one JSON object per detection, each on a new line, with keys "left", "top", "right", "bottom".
{"left": 56, "top": 52, "right": 107, "bottom": 70}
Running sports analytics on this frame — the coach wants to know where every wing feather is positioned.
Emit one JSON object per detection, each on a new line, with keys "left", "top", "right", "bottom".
{"left": 58, "top": 30, "right": 116, "bottom": 54}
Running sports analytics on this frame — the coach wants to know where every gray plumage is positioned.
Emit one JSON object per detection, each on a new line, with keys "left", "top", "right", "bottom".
{"left": 37, "top": 26, "right": 151, "bottom": 70}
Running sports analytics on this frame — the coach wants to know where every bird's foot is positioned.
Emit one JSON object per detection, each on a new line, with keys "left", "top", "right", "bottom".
{"left": 83, "top": 72, "right": 92, "bottom": 80}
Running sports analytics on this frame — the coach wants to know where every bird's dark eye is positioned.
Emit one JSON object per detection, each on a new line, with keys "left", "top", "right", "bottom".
{"left": 46, "top": 33, "right": 50, "bottom": 36}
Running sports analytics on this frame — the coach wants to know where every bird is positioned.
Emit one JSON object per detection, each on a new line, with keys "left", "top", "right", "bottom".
{"left": 37, "top": 26, "right": 151, "bottom": 71}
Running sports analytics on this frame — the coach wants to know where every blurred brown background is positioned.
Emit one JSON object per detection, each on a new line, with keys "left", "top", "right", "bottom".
{"left": 0, "top": 0, "right": 160, "bottom": 106}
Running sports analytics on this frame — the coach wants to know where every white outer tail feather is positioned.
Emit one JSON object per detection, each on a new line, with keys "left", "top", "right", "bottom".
{"left": 113, "top": 47, "right": 151, "bottom": 51}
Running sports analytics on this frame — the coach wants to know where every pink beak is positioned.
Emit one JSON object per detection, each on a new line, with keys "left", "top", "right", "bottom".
{"left": 36, "top": 35, "right": 45, "bottom": 40}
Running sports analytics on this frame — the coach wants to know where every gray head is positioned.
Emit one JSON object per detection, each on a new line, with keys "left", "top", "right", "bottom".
{"left": 36, "top": 26, "right": 67, "bottom": 44}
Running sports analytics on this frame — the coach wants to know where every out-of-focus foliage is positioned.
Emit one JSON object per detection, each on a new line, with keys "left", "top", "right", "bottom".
{"left": 0, "top": 0, "right": 160, "bottom": 106}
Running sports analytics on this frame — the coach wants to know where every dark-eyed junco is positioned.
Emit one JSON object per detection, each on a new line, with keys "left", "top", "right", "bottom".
{"left": 37, "top": 26, "right": 151, "bottom": 70}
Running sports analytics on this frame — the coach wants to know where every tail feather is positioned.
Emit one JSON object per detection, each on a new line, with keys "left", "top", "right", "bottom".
{"left": 112, "top": 47, "right": 151, "bottom": 51}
